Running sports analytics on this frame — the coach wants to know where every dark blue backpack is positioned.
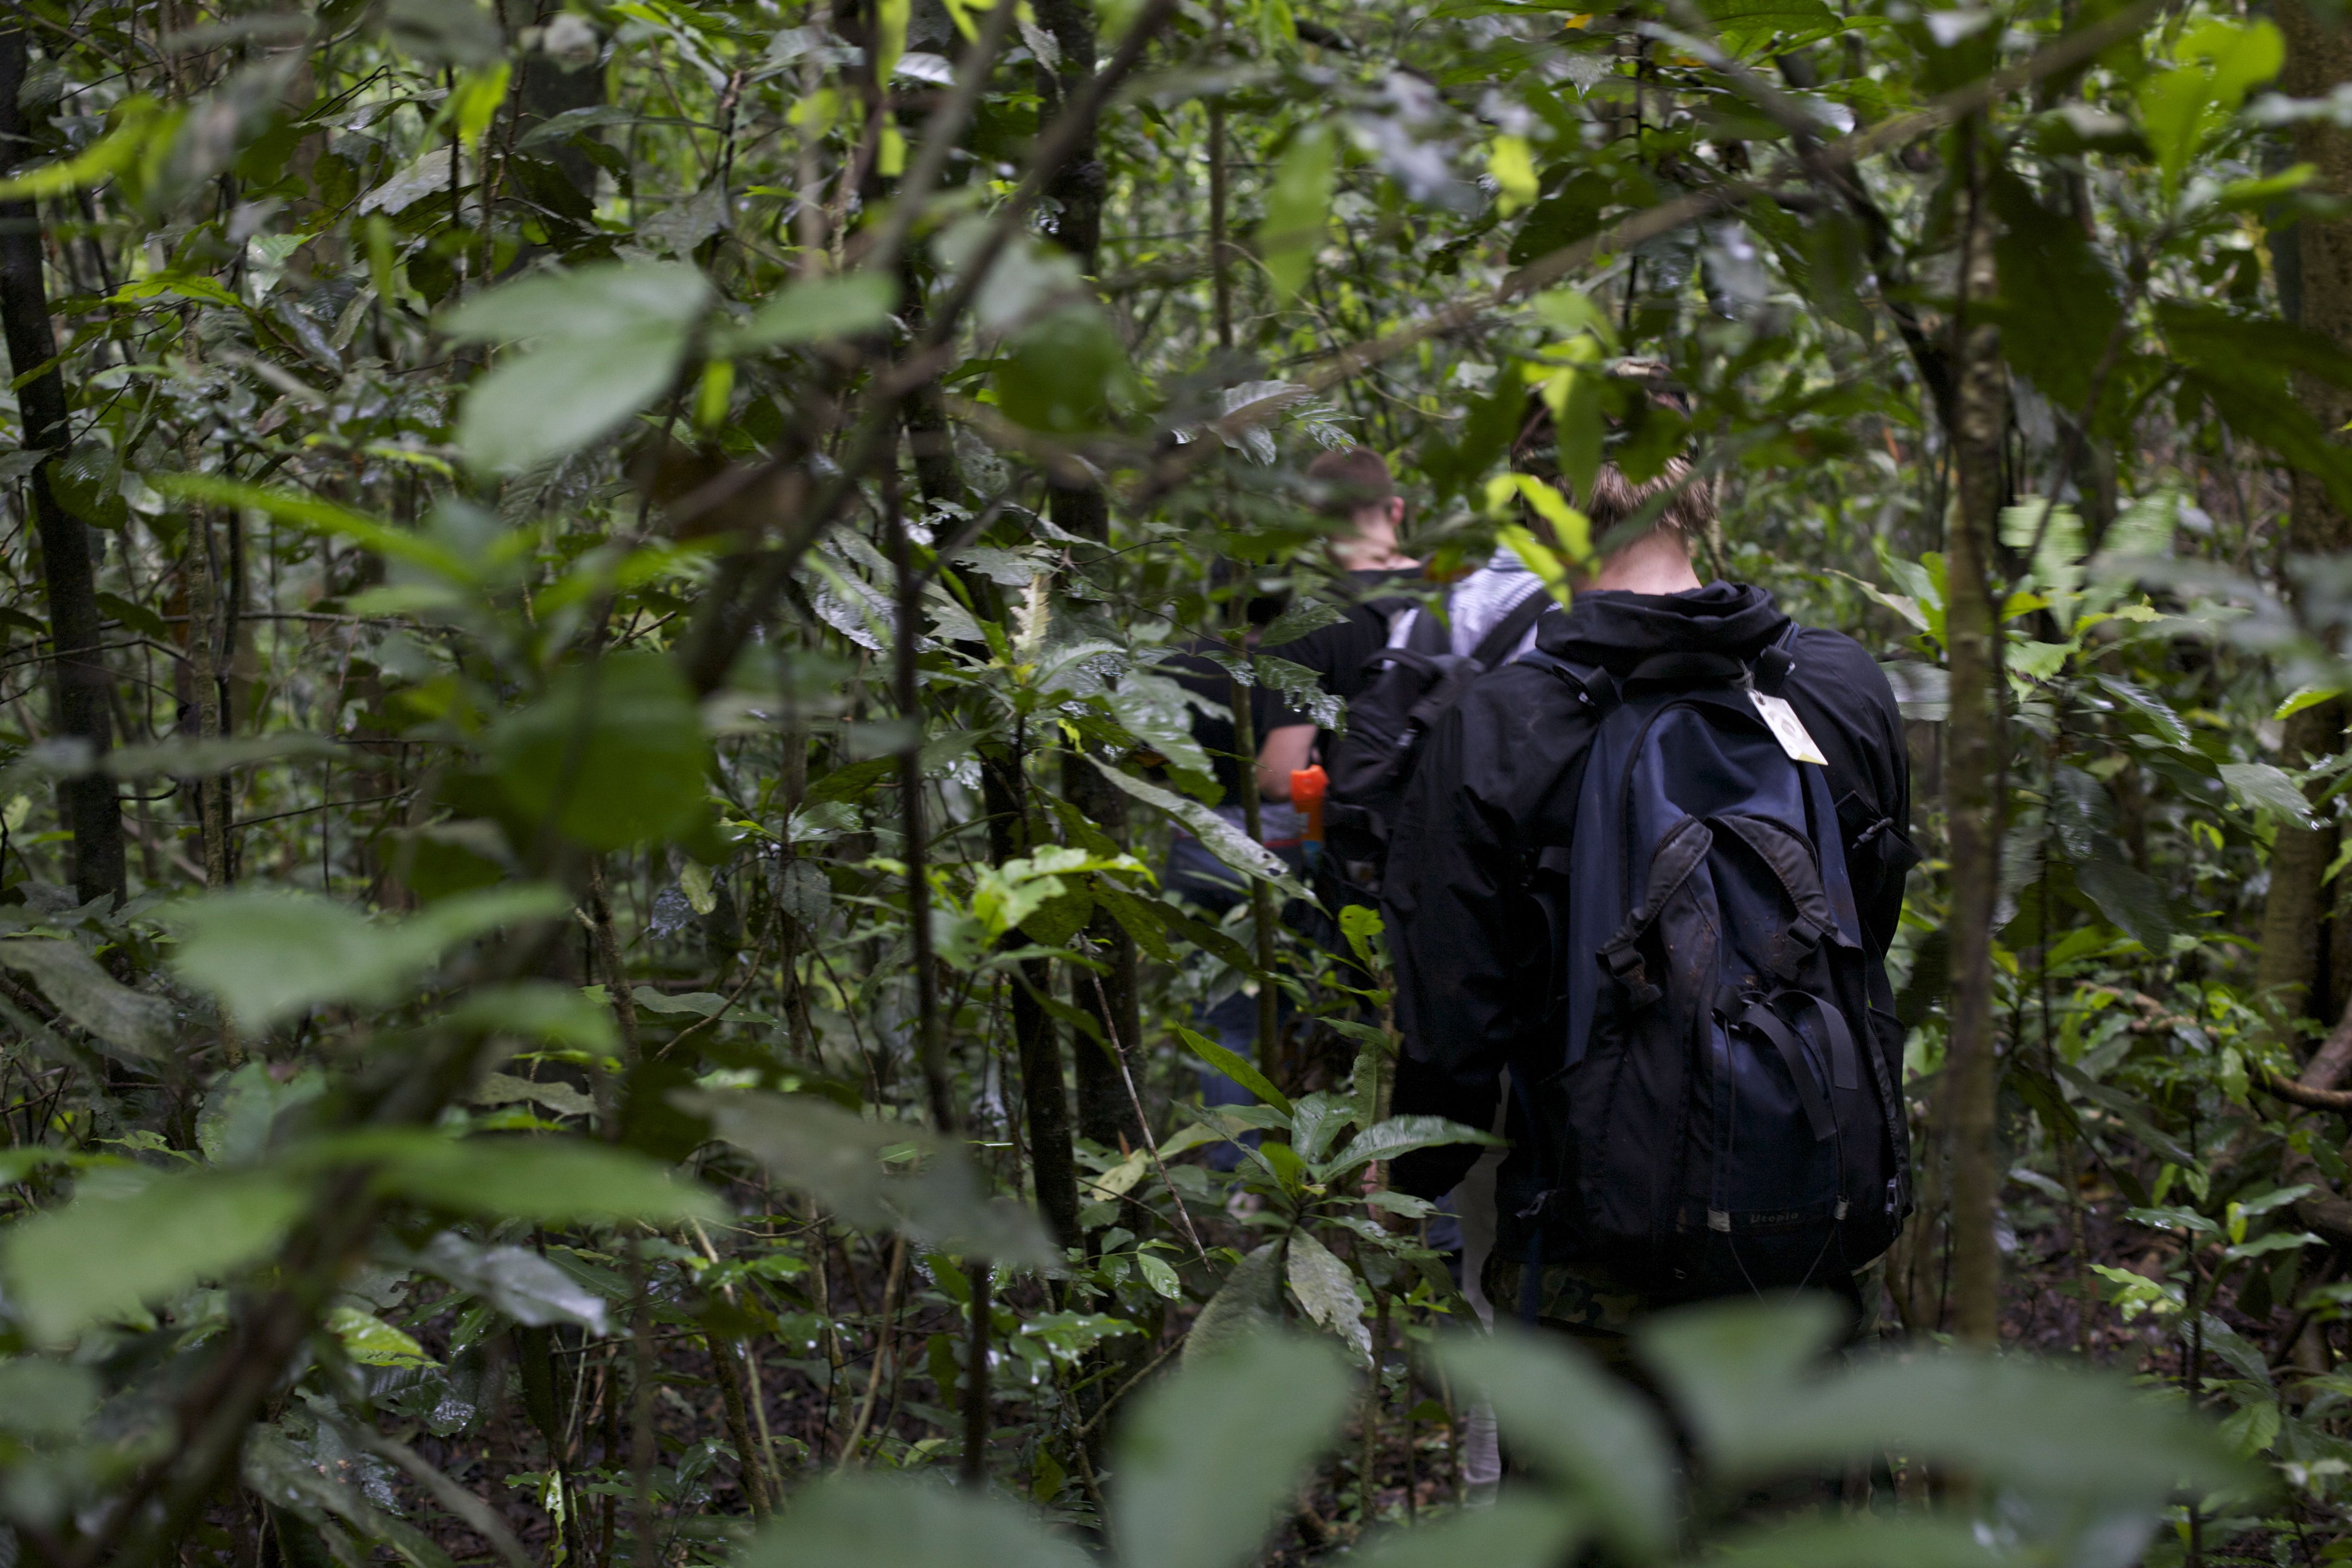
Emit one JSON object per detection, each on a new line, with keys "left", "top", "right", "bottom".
{"left": 1518, "top": 629, "right": 1912, "bottom": 1294}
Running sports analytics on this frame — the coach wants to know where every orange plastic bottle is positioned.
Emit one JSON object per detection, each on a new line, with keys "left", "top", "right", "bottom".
{"left": 1290, "top": 764, "right": 1328, "bottom": 843}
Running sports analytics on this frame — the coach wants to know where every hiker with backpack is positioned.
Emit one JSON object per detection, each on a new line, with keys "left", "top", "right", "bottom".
{"left": 1379, "top": 396, "right": 1919, "bottom": 1367}
{"left": 1158, "top": 447, "right": 1423, "bottom": 1159}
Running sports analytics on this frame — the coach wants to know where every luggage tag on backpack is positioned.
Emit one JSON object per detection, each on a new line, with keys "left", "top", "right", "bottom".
{"left": 1749, "top": 690, "right": 1829, "bottom": 765}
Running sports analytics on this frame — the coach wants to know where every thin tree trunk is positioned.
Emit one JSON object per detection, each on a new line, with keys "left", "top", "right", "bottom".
{"left": 886, "top": 472, "right": 957, "bottom": 1134}
{"left": 1942, "top": 119, "right": 2009, "bottom": 1348}
{"left": 983, "top": 745, "right": 1081, "bottom": 1251}
{"left": 0, "top": 27, "right": 124, "bottom": 907}
{"left": 2268, "top": 2, "right": 2352, "bottom": 1045}
{"left": 961, "top": 1261, "right": 991, "bottom": 1485}
{"left": 1032, "top": 0, "right": 1142, "bottom": 1157}
{"left": 185, "top": 505, "right": 229, "bottom": 888}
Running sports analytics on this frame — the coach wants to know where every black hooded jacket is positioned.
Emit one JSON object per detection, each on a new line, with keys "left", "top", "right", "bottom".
{"left": 1384, "top": 582, "right": 1915, "bottom": 1210}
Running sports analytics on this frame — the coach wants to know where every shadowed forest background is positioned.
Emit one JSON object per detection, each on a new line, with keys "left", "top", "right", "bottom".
{"left": 4, "top": 0, "right": 2352, "bottom": 1562}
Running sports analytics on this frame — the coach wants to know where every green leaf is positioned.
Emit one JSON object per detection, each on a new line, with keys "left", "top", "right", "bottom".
{"left": 2074, "top": 848, "right": 2178, "bottom": 954}
{"left": 1185, "top": 1241, "right": 1286, "bottom": 1363}
{"left": 2221, "top": 760, "right": 2319, "bottom": 828}
{"left": 1114, "top": 1331, "right": 1353, "bottom": 1568}
{"left": 440, "top": 263, "right": 712, "bottom": 472}
{"left": 1987, "top": 174, "right": 2122, "bottom": 413}
{"left": 444, "top": 981, "right": 620, "bottom": 1052}
{"left": 1639, "top": 1297, "right": 2258, "bottom": 1504}
{"left": 0, "top": 1358, "right": 101, "bottom": 1439}
{"left": 1256, "top": 598, "right": 1350, "bottom": 649}
{"left": 1, "top": 1168, "right": 309, "bottom": 1343}
{"left": 328, "top": 1304, "right": 435, "bottom": 1367}
{"left": 1175, "top": 1024, "right": 1292, "bottom": 1117}
{"left": 1256, "top": 124, "right": 1338, "bottom": 300}
{"left": 153, "top": 476, "right": 475, "bottom": 582}
{"left": 0, "top": 98, "right": 172, "bottom": 200}
{"left": 1091, "top": 759, "right": 1305, "bottom": 899}
{"left": 2276, "top": 685, "right": 2343, "bottom": 721}
{"left": 1437, "top": 1325, "right": 1678, "bottom": 1560}
{"left": 163, "top": 884, "right": 569, "bottom": 1032}
{"left": 737, "top": 1473, "right": 1091, "bottom": 1568}
{"left": 349, "top": 1131, "right": 722, "bottom": 1224}
{"left": 412, "top": 1230, "right": 612, "bottom": 1333}
{"left": 0, "top": 937, "right": 174, "bottom": 1058}
{"left": 199, "top": 1061, "right": 328, "bottom": 1166}
{"left": 1345, "top": 1493, "right": 1588, "bottom": 1568}
{"left": 1315, "top": 1115, "right": 1502, "bottom": 1183}
{"left": 721, "top": 272, "right": 899, "bottom": 351}
{"left": 1706, "top": 1516, "right": 2010, "bottom": 1568}
{"left": 488, "top": 654, "right": 710, "bottom": 850}
{"left": 684, "top": 1089, "right": 1058, "bottom": 1266}
{"left": 1284, "top": 1229, "right": 1369, "bottom": 1362}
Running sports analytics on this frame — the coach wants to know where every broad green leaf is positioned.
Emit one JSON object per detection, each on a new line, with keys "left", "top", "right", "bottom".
{"left": 199, "top": 1061, "right": 328, "bottom": 1166}
{"left": 2075, "top": 848, "right": 2178, "bottom": 954}
{"left": 1640, "top": 1298, "right": 2258, "bottom": 1503}
{"left": 1, "top": 1168, "right": 308, "bottom": 1343}
{"left": 1316, "top": 1114, "right": 1503, "bottom": 1182}
{"left": 0, "top": 1358, "right": 101, "bottom": 1439}
{"left": 2276, "top": 685, "right": 2343, "bottom": 721}
{"left": 328, "top": 1305, "right": 435, "bottom": 1367}
{"left": 1256, "top": 598, "right": 1350, "bottom": 649}
{"left": 488, "top": 654, "right": 710, "bottom": 850}
{"left": 1175, "top": 1024, "right": 1292, "bottom": 1117}
{"left": 2137, "top": 20, "right": 2284, "bottom": 197}
{"left": 995, "top": 304, "right": 1135, "bottom": 434}
{"left": 737, "top": 1473, "right": 1091, "bottom": 1568}
{"left": 684, "top": 1089, "right": 1058, "bottom": 1266}
{"left": 1438, "top": 1325, "right": 1677, "bottom": 1559}
{"left": 722, "top": 272, "right": 899, "bottom": 351}
{"left": 444, "top": 981, "right": 621, "bottom": 1052}
{"left": 1185, "top": 1241, "right": 1286, "bottom": 1364}
{"left": 412, "top": 1230, "right": 612, "bottom": 1333}
{"left": 1114, "top": 1332, "right": 1353, "bottom": 1568}
{"left": 153, "top": 476, "right": 475, "bottom": 582}
{"left": 1284, "top": 1229, "right": 1369, "bottom": 1362}
{"left": 348, "top": 1131, "right": 722, "bottom": 1224}
{"left": 2221, "top": 760, "right": 2319, "bottom": 828}
{"left": 106, "top": 731, "right": 338, "bottom": 778}
{"left": 441, "top": 263, "right": 712, "bottom": 471}
{"left": 1347, "top": 1493, "right": 1588, "bottom": 1568}
{"left": 1706, "top": 1516, "right": 2011, "bottom": 1567}
{"left": 1256, "top": 124, "right": 1337, "bottom": 300}
{"left": 164, "top": 884, "right": 569, "bottom": 1032}
{"left": 0, "top": 98, "right": 172, "bottom": 199}
{"left": 0, "top": 937, "right": 174, "bottom": 1058}
{"left": 1091, "top": 760, "right": 1306, "bottom": 899}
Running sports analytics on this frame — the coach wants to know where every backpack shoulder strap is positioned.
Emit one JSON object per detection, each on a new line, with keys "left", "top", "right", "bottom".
{"left": 1467, "top": 586, "right": 1556, "bottom": 670}
{"left": 1403, "top": 601, "right": 1450, "bottom": 656}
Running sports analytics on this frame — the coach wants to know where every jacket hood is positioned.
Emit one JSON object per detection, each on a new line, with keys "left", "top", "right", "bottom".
{"left": 1537, "top": 581, "right": 1789, "bottom": 674}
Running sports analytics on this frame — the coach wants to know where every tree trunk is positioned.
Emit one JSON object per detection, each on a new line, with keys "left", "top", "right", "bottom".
{"left": 2267, "top": 3, "right": 2352, "bottom": 1045}
{"left": 1030, "top": 0, "right": 1143, "bottom": 1156}
{"left": 0, "top": 26, "right": 124, "bottom": 907}
{"left": 1942, "top": 121, "right": 2009, "bottom": 1349}
{"left": 983, "top": 744, "right": 1081, "bottom": 1251}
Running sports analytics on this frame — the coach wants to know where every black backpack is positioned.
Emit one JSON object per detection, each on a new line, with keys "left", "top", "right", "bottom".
{"left": 1511, "top": 628, "right": 1913, "bottom": 1299}
{"left": 1321, "top": 586, "right": 1555, "bottom": 888}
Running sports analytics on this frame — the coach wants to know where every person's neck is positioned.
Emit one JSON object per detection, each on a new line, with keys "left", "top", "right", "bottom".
{"left": 1331, "top": 526, "right": 1415, "bottom": 572}
{"left": 1581, "top": 533, "right": 1703, "bottom": 595}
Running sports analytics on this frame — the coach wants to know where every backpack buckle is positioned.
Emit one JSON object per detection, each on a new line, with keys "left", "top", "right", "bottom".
{"left": 1600, "top": 941, "right": 1661, "bottom": 1007}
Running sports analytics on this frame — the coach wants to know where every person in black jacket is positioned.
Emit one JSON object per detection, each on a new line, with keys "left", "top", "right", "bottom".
{"left": 1382, "top": 431, "right": 1916, "bottom": 1363}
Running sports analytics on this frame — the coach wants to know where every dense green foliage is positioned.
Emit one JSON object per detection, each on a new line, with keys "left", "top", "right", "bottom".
{"left": 8, "top": 0, "right": 2352, "bottom": 1561}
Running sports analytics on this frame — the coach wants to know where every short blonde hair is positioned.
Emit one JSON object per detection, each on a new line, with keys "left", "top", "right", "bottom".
{"left": 1508, "top": 385, "right": 1716, "bottom": 548}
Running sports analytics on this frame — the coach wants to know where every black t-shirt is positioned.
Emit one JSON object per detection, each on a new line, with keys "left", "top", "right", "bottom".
{"left": 1159, "top": 568, "right": 1425, "bottom": 797}
{"left": 1257, "top": 568, "right": 1424, "bottom": 733}
{"left": 1159, "top": 641, "right": 1287, "bottom": 800}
